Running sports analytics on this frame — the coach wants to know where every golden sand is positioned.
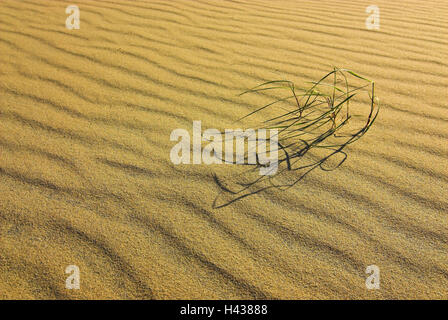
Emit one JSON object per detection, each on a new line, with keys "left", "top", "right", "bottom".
{"left": 0, "top": 0, "right": 447, "bottom": 299}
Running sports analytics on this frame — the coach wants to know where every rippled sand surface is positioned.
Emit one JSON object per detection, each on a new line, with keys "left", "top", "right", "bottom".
{"left": 0, "top": 0, "right": 447, "bottom": 299}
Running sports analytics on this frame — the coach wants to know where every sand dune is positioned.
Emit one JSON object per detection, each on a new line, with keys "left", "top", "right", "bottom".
{"left": 0, "top": 0, "right": 447, "bottom": 299}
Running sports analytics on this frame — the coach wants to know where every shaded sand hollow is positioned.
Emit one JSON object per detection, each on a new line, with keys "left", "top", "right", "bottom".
{"left": 0, "top": 0, "right": 447, "bottom": 299}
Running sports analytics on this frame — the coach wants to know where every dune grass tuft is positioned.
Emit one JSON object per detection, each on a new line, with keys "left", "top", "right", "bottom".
{"left": 214, "top": 67, "right": 380, "bottom": 208}
{"left": 239, "top": 67, "right": 380, "bottom": 172}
